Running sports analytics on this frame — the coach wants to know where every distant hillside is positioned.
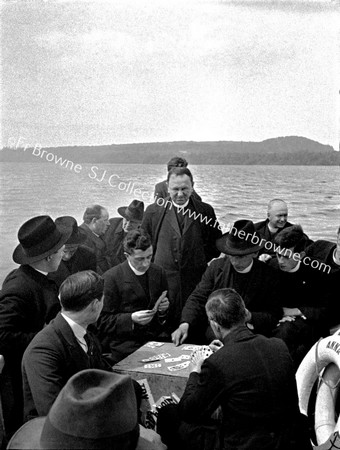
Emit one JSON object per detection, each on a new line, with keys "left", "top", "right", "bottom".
{"left": 1, "top": 136, "right": 339, "bottom": 165}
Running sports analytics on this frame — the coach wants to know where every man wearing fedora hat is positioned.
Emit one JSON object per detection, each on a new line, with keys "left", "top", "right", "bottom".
{"left": 0, "top": 215, "right": 72, "bottom": 438}
{"left": 8, "top": 369, "right": 166, "bottom": 450}
{"left": 104, "top": 200, "right": 144, "bottom": 268}
{"left": 79, "top": 204, "right": 111, "bottom": 274}
{"left": 172, "top": 219, "right": 282, "bottom": 345}
{"left": 48, "top": 216, "right": 97, "bottom": 288}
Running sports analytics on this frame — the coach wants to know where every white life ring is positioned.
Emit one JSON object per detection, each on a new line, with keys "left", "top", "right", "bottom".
{"left": 296, "top": 334, "right": 340, "bottom": 445}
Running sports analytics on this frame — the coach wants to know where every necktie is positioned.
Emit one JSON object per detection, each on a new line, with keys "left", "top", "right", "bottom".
{"left": 84, "top": 332, "right": 94, "bottom": 356}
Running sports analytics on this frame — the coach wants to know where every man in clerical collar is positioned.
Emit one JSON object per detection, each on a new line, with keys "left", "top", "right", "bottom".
{"left": 0, "top": 215, "right": 72, "bottom": 438}
{"left": 79, "top": 204, "right": 111, "bottom": 274}
{"left": 269, "top": 225, "right": 332, "bottom": 368}
{"left": 142, "top": 167, "right": 222, "bottom": 327}
{"left": 254, "top": 198, "right": 312, "bottom": 263}
{"left": 97, "top": 229, "right": 170, "bottom": 364}
{"left": 172, "top": 219, "right": 282, "bottom": 346}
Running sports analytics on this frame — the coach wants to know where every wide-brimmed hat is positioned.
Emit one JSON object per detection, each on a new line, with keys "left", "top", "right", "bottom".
{"left": 13, "top": 215, "right": 72, "bottom": 265}
{"left": 55, "top": 216, "right": 87, "bottom": 245}
{"left": 216, "top": 219, "right": 264, "bottom": 256}
{"left": 7, "top": 369, "right": 139, "bottom": 449}
{"left": 118, "top": 200, "right": 144, "bottom": 221}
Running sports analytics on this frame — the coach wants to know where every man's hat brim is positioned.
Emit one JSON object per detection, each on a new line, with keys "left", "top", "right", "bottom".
{"left": 12, "top": 225, "right": 72, "bottom": 265}
{"left": 216, "top": 232, "right": 264, "bottom": 256}
{"left": 7, "top": 417, "right": 44, "bottom": 449}
{"left": 7, "top": 420, "right": 153, "bottom": 450}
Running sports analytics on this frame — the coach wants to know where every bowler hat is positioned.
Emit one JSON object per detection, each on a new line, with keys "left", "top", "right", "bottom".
{"left": 13, "top": 215, "right": 72, "bottom": 265}
{"left": 7, "top": 369, "right": 140, "bottom": 449}
{"left": 118, "top": 200, "right": 144, "bottom": 222}
{"left": 216, "top": 219, "right": 264, "bottom": 256}
{"left": 55, "top": 216, "right": 87, "bottom": 245}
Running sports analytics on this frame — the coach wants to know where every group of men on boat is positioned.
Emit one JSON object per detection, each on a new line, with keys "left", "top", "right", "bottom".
{"left": 0, "top": 155, "right": 339, "bottom": 449}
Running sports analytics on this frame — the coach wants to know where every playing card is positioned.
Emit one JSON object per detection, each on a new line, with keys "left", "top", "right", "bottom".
{"left": 190, "top": 346, "right": 213, "bottom": 365}
{"left": 141, "top": 352, "right": 171, "bottom": 363}
{"left": 168, "top": 361, "right": 190, "bottom": 371}
{"left": 144, "top": 363, "right": 162, "bottom": 369}
{"left": 182, "top": 345, "right": 200, "bottom": 351}
{"left": 165, "top": 357, "right": 182, "bottom": 363}
{"left": 145, "top": 341, "right": 164, "bottom": 348}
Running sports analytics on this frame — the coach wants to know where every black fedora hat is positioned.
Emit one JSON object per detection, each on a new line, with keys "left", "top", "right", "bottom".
{"left": 118, "top": 200, "right": 144, "bottom": 222}
{"left": 216, "top": 219, "right": 264, "bottom": 256}
{"left": 55, "top": 216, "right": 87, "bottom": 245}
{"left": 13, "top": 216, "right": 72, "bottom": 265}
{"left": 7, "top": 369, "right": 140, "bottom": 449}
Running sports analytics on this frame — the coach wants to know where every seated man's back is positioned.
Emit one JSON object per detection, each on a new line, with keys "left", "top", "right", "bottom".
{"left": 22, "top": 270, "right": 110, "bottom": 421}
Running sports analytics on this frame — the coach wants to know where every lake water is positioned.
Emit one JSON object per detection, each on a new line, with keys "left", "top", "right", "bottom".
{"left": 0, "top": 162, "right": 339, "bottom": 284}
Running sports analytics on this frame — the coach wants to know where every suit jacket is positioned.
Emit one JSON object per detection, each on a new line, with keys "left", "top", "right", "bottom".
{"left": 47, "top": 245, "right": 97, "bottom": 288}
{"left": 154, "top": 180, "right": 202, "bottom": 202}
{"left": 179, "top": 326, "right": 301, "bottom": 450}
{"left": 142, "top": 197, "right": 221, "bottom": 323}
{"left": 22, "top": 313, "right": 110, "bottom": 421}
{"left": 98, "top": 261, "right": 169, "bottom": 362}
{"left": 79, "top": 223, "right": 111, "bottom": 274}
{"left": 254, "top": 219, "right": 313, "bottom": 257}
{"left": 103, "top": 217, "right": 126, "bottom": 268}
{"left": 181, "top": 257, "right": 282, "bottom": 337}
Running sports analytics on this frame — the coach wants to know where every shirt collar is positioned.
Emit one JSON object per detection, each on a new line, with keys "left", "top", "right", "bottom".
{"left": 127, "top": 260, "right": 148, "bottom": 276}
{"left": 32, "top": 268, "right": 48, "bottom": 276}
{"left": 61, "top": 313, "right": 87, "bottom": 340}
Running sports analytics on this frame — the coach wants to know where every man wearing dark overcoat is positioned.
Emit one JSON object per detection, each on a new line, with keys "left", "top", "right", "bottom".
{"left": 172, "top": 219, "right": 282, "bottom": 345}
{"left": 22, "top": 270, "right": 111, "bottom": 421}
{"left": 79, "top": 204, "right": 111, "bottom": 274}
{"left": 158, "top": 289, "right": 311, "bottom": 450}
{"left": 98, "top": 229, "right": 170, "bottom": 364}
{"left": 47, "top": 216, "right": 96, "bottom": 287}
{"left": 0, "top": 215, "right": 71, "bottom": 437}
{"left": 269, "top": 225, "right": 333, "bottom": 367}
{"left": 104, "top": 200, "right": 144, "bottom": 268}
{"left": 142, "top": 167, "right": 221, "bottom": 327}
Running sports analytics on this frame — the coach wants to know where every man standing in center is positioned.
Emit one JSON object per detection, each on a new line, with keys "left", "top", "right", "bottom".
{"left": 142, "top": 167, "right": 222, "bottom": 326}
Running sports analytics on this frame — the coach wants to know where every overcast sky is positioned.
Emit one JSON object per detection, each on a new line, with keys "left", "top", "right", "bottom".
{"left": 1, "top": 0, "right": 339, "bottom": 149}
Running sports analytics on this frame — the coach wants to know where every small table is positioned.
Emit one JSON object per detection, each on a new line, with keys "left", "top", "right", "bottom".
{"left": 112, "top": 342, "right": 198, "bottom": 401}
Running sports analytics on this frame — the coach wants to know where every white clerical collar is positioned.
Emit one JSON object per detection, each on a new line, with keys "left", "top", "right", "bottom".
{"left": 33, "top": 268, "right": 48, "bottom": 276}
{"left": 267, "top": 222, "right": 278, "bottom": 234}
{"left": 287, "top": 260, "right": 301, "bottom": 273}
{"left": 127, "top": 260, "right": 148, "bottom": 276}
{"left": 333, "top": 248, "right": 340, "bottom": 266}
{"left": 234, "top": 260, "right": 254, "bottom": 273}
{"left": 172, "top": 200, "right": 190, "bottom": 209}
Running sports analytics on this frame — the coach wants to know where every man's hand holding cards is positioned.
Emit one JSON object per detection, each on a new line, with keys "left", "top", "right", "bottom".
{"left": 152, "top": 290, "right": 169, "bottom": 315}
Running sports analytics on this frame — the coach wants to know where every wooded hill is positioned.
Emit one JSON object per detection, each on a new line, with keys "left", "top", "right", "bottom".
{"left": 1, "top": 136, "right": 339, "bottom": 165}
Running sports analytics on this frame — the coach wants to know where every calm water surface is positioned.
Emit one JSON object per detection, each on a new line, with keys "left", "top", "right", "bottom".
{"left": 0, "top": 162, "right": 339, "bottom": 284}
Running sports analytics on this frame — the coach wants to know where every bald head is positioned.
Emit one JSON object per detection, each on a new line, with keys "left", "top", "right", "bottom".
{"left": 267, "top": 199, "right": 288, "bottom": 230}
